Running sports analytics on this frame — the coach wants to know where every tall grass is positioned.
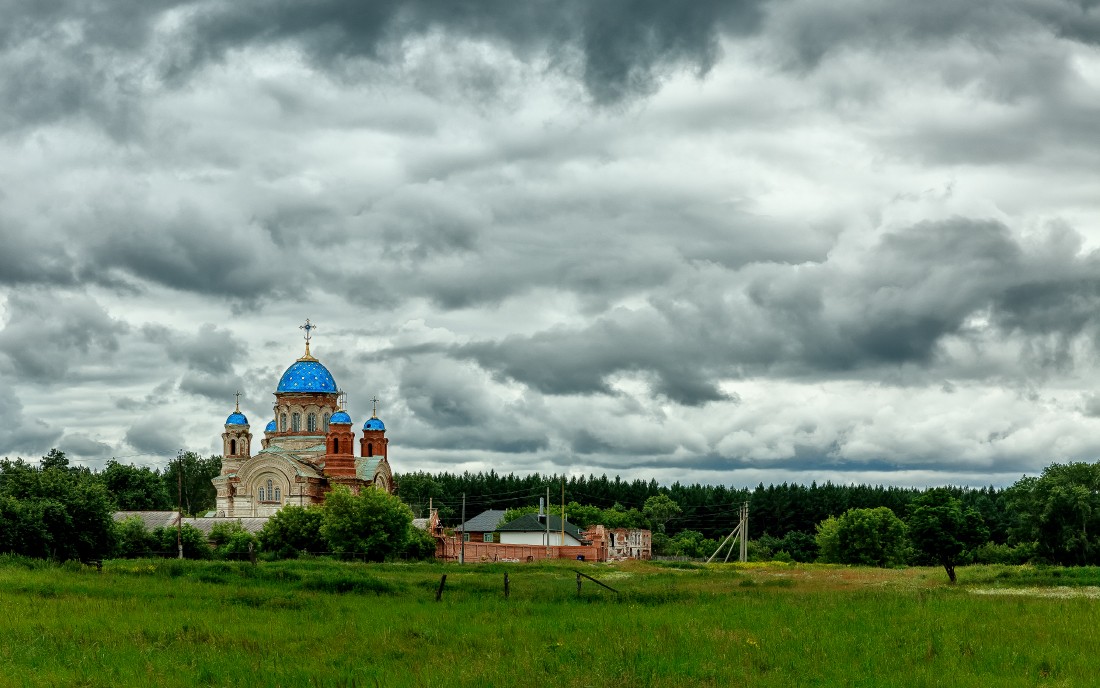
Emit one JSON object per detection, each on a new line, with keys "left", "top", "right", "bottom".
{"left": 0, "top": 558, "right": 1097, "bottom": 687}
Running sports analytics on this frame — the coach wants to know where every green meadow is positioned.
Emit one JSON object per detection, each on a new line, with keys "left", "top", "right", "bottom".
{"left": 1, "top": 557, "right": 1098, "bottom": 688}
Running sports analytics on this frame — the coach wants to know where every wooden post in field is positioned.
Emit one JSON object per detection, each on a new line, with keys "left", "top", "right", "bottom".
{"left": 576, "top": 571, "right": 582, "bottom": 595}
{"left": 504, "top": 573, "right": 510, "bottom": 599}
{"left": 436, "top": 574, "right": 447, "bottom": 602}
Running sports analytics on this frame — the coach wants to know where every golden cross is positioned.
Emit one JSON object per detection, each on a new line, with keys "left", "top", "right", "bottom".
{"left": 234, "top": 390, "right": 241, "bottom": 412}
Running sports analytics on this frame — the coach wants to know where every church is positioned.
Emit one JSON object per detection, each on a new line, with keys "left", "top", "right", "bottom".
{"left": 212, "top": 320, "right": 394, "bottom": 517}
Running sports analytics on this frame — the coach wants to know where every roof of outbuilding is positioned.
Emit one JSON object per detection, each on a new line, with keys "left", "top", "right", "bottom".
{"left": 496, "top": 513, "right": 584, "bottom": 541}
{"left": 181, "top": 517, "right": 270, "bottom": 536}
{"left": 458, "top": 509, "right": 508, "bottom": 533}
{"left": 113, "top": 511, "right": 181, "bottom": 530}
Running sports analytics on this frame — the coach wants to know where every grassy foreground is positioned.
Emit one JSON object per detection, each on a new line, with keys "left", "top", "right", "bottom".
{"left": 1, "top": 557, "right": 1098, "bottom": 687}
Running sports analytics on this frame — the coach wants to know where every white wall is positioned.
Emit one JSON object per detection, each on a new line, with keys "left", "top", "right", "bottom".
{"left": 499, "top": 531, "right": 582, "bottom": 546}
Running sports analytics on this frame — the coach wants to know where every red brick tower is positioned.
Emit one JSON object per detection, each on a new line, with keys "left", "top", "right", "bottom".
{"left": 360, "top": 396, "right": 388, "bottom": 461}
{"left": 324, "top": 401, "right": 356, "bottom": 478}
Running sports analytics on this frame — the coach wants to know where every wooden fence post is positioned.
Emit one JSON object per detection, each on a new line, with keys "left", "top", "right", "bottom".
{"left": 576, "top": 571, "right": 582, "bottom": 595}
{"left": 504, "top": 573, "right": 510, "bottom": 599}
{"left": 436, "top": 574, "right": 447, "bottom": 602}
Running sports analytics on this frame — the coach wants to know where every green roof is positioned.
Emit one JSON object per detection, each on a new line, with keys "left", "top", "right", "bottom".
{"left": 496, "top": 513, "right": 584, "bottom": 541}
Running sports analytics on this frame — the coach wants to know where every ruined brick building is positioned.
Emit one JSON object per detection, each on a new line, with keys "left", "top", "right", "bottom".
{"left": 212, "top": 320, "right": 393, "bottom": 517}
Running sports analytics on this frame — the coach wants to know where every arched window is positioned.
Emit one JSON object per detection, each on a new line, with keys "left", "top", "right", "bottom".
{"left": 266, "top": 479, "right": 273, "bottom": 501}
{"left": 259, "top": 487, "right": 265, "bottom": 501}
{"left": 332, "top": 438, "right": 340, "bottom": 454}
{"left": 230, "top": 439, "right": 236, "bottom": 455}
{"left": 291, "top": 413, "right": 301, "bottom": 432}
{"left": 322, "top": 413, "right": 330, "bottom": 432}
{"left": 280, "top": 414, "right": 287, "bottom": 432}
{"left": 367, "top": 443, "right": 373, "bottom": 457}
{"left": 274, "top": 487, "right": 281, "bottom": 501}
{"left": 307, "top": 413, "right": 317, "bottom": 432}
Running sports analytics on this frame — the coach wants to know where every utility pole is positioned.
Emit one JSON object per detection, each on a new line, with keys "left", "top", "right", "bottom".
{"left": 561, "top": 479, "right": 565, "bottom": 546}
{"left": 740, "top": 501, "right": 748, "bottom": 563}
{"left": 459, "top": 492, "right": 465, "bottom": 564}
{"left": 706, "top": 501, "right": 750, "bottom": 564}
{"left": 176, "top": 449, "right": 184, "bottom": 560}
{"left": 545, "top": 487, "right": 550, "bottom": 551}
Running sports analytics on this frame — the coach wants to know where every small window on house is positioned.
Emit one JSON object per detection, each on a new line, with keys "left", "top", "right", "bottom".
{"left": 307, "top": 413, "right": 317, "bottom": 432}
{"left": 322, "top": 413, "right": 330, "bottom": 432}
{"left": 463, "top": 533, "right": 470, "bottom": 542}
{"left": 280, "top": 414, "right": 287, "bottom": 432}
{"left": 292, "top": 413, "right": 301, "bottom": 432}
{"left": 484, "top": 533, "right": 494, "bottom": 543}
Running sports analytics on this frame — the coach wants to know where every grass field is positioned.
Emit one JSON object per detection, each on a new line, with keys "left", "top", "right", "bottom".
{"left": 1, "top": 557, "right": 1098, "bottom": 687}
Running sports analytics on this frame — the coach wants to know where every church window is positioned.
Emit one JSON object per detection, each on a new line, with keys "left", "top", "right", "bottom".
{"left": 322, "top": 413, "right": 330, "bottom": 432}
{"left": 280, "top": 414, "right": 287, "bottom": 432}
{"left": 274, "top": 487, "right": 281, "bottom": 501}
{"left": 230, "top": 439, "right": 237, "bottom": 455}
{"left": 259, "top": 488, "right": 265, "bottom": 501}
{"left": 307, "top": 413, "right": 317, "bottom": 432}
{"left": 332, "top": 438, "right": 339, "bottom": 454}
{"left": 367, "top": 443, "right": 373, "bottom": 457}
{"left": 292, "top": 413, "right": 301, "bottom": 432}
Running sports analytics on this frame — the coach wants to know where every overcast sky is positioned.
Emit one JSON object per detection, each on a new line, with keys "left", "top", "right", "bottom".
{"left": 2, "top": 0, "right": 1100, "bottom": 488}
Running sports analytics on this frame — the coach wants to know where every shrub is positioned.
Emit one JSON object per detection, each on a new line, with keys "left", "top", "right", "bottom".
{"left": 258, "top": 505, "right": 325, "bottom": 558}
{"left": 114, "top": 516, "right": 157, "bottom": 558}
{"left": 151, "top": 524, "right": 212, "bottom": 559}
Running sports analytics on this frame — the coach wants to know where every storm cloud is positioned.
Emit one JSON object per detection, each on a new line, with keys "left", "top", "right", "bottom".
{"left": 0, "top": 0, "right": 1099, "bottom": 486}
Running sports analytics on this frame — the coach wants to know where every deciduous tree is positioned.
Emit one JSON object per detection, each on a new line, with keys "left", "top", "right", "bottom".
{"left": 908, "top": 489, "right": 989, "bottom": 583}
{"left": 320, "top": 486, "right": 413, "bottom": 561}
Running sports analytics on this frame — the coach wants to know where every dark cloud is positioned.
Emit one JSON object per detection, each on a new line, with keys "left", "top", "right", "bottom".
{"left": 142, "top": 323, "right": 247, "bottom": 376}
{"left": 454, "top": 218, "right": 1100, "bottom": 403}
{"left": 83, "top": 204, "right": 294, "bottom": 300}
{"left": 59, "top": 433, "right": 115, "bottom": 460}
{"left": 0, "top": 289, "right": 129, "bottom": 383}
{"left": 0, "top": 392, "right": 61, "bottom": 457}
{"left": 0, "top": 216, "right": 76, "bottom": 286}
{"left": 166, "top": 0, "right": 762, "bottom": 104}
{"left": 124, "top": 415, "right": 182, "bottom": 457}
{"left": 767, "top": 0, "right": 1100, "bottom": 72}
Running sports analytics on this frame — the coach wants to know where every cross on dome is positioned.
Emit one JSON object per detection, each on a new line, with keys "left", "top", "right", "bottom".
{"left": 234, "top": 390, "right": 241, "bottom": 412}
{"left": 370, "top": 395, "right": 380, "bottom": 418}
{"left": 298, "top": 318, "right": 318, "bottom": 361}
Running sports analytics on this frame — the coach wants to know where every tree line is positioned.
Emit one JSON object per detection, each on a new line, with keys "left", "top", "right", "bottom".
{"left": 7, "top": 448, "right": 1100, "bottom": 574}
{"left": 0, "top": 450, "right": 430, "bottom": 563}
{"left": 394, "top": 463, "right": 1100, "bottom": 573}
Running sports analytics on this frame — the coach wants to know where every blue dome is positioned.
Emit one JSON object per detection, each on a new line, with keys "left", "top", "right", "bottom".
{"left": 330, "top": 411, "right": 352, "bottom": 425}
{"left": 276, "top": 359, "right": 338, "bottom": 393}
{"left": 363, "top": 417, "right": 385, "bottom": 431}
{"left": 226, "top": 411, "right": 248, "bottom": 425}
{"left": 265, "top": 419, "right": 276, "bottom": 432}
